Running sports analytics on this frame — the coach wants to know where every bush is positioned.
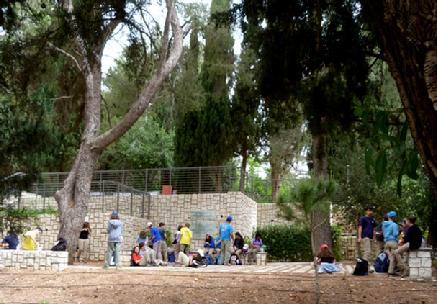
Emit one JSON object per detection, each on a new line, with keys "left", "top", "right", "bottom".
{"left": 331, "top": 224, "right": 343, "bottom": 261}
{"left": 256, "top": 225, "right": 313, "bottom": 261}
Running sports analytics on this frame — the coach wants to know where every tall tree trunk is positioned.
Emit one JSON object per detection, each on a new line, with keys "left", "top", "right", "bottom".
{"left": 270, "top": 159, "right": 281, "bottom": 203}
{"left": 52, "top": 0, "right": 183, "bottom": 264}
{"left": 239, "top": 143, "right": 248, "bottom": 192}
{"left": 362, "top": 0, "right": 437, "bottom": 196}
{"left": 310, "top": 128, "right": 332, "bottom": 255}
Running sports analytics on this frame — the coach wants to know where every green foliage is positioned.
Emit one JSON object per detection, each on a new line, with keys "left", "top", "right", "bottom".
{"left": 0, "top": 206, "right": 57, "bottom": 234}
{"left": 331, "top": 225, "right": 343, "bottom": 261}
{"left": 256, "top": 225, "right": 313, "bottom": 261}
{"left": 278, "top": 177, "right": 337, "bottom": 222}
{"left": 100, "top": 115, "right": 174, "bottom": 170}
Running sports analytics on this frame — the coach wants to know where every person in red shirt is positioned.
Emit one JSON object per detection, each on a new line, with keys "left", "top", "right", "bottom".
{"left": 131, "top": 245, "right": 142, "bottom": 266}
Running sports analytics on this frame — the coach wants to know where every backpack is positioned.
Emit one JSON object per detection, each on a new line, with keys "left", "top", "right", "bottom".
{"left": 51, "top": 238, "right": 67, "bottom": 251}
{"left": 374, "top": 251, "right": 389, "bottom": 273}
{"left": 352, "top": 258, "right": 368, "bottom": 276}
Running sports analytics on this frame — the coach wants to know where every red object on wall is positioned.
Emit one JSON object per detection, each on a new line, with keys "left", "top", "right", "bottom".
{"left": 162, "top": 185, "right": 173, "bottom": 195}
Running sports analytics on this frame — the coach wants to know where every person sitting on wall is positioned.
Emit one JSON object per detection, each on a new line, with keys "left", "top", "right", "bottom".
{"left": 21, "top": 227, "right": 43, "bottom": 251}
{"left": 1, "top": 231, "right": 19, "bottom": 249}
{"left": 315, "top": 244, "right": 340, "bottom": 274}
{"left": 203, "top": 234, "right": 216, "bottom": 265}
{"left": 248, "top": 233, "right": 263, "bottom": 264}
{"left": 233, "top": 232, "right": 245, "bottom": 259}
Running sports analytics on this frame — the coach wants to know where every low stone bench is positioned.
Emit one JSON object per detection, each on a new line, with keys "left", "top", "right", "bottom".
{"left": 0, "top": 249, "right": 68, "bottom": 272}
{"left": 408, "top": 247, "right": 433, "bottom": 279}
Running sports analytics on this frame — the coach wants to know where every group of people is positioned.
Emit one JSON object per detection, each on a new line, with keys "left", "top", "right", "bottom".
{"left": 358, "top": 207, "right": 423, "bottom": 276}
{"left": 102, "top": 211, "right": 264, "bottom": 268}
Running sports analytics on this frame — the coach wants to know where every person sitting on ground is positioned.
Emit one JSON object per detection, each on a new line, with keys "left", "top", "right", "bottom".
{"left": 1, "top": 231, "right": 19, "bottom": 249}
{"left": 138, "top": 241, "right": 156, "bottom": 266}
{"left": 315, "top": 244, "right": 340, "bottom": 274}
{"left": 392, "top": 216, "right": 423, "bottom": 276}
{"left": 233, "top": 232, "right": 245, "bottom": 257}
{"left": 158, "top": 223, "right": 168, "bottom": 265}
{"left": 176, "top": 250, "right": 206, "bottom": 267}
{"left": 248, "top": 233, "right": 263, "bottom": 264}
{"left": 131, "top": 245, "right": 142, "bottom": 266}
{"left": 214, "top": 236, "right": 222, "bottom": 265}
{"left": 204, "top": 234, "right": 215, "bottom": 255}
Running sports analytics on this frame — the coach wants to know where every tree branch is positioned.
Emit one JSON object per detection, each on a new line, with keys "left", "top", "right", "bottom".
{"left": 47, "top": 42, "right": 83, "bottom": 72}
{"left": 91, "top": 0, "right": 183, "bottom": 150}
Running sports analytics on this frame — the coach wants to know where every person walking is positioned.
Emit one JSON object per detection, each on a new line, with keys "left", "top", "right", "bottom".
{"left": 77, "top": 222, "right": 91, "bottom": 263}
{"left": 180, "top": 223, "right": 193, "bottom": 254}
{"left": 382, "top": 211, "right": 400, "bottom": 275}
{"left": 219, "top": 215, "right": 234, "bottom": 266}
{"left": 104, "top": 211, "right": 123, "bottom": 269}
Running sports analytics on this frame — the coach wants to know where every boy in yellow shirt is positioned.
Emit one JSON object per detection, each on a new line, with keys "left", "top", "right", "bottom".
{"left": 180, "top": 223, "right": 192, "bottom": 254}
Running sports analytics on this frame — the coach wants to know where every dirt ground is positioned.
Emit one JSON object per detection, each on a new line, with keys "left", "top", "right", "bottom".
{"left": 0, "top": 268, "right": 436, "bottom": 304}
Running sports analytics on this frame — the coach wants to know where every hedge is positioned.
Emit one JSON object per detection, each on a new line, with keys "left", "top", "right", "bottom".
{"left": 256, "top": 225, "right": 313, "bottom": 262}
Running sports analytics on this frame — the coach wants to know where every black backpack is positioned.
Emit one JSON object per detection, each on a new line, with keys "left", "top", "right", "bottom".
{"left": 51, "top": 238, "right": 67, "bottom": 251}
{"left": 352, "top": 258, "right": 368, "bottom": 276}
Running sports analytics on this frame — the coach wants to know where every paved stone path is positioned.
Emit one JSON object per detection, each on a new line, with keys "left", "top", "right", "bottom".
{"left": 70, "top": 262, "right": 356, "bottom": 274}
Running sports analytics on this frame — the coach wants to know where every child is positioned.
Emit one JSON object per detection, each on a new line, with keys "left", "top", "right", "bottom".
{"left": 77, "top": 222, "right": 91, "bottom": 262}
{"left": 315, "top": 244, "right": 340, "bottom": 274}
{"left": 131, "top": 245, "right": 142, "bottom": 266}
{"left": 204, "top": 234, "right": 215, "bottom": 255}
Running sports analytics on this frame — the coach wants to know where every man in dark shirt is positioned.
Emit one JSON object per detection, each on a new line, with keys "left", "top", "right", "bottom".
{"left": 393, "top": 216, "right": 423, "bottom": 276}
{"left": 357, "top": 207, "right": 376, "bottom": 264}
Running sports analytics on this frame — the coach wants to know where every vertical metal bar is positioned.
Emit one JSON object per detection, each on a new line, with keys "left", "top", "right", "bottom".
{"left": 169, "top": 168, "right": 172, "bottom": 188}
{"left": 116, "top": 184, "right": 119, "bottom": 212}
{"left": 198, "top": 167, "right": 201, "bottom": 193}
{"left": 144, "top": 170, "right": 148, "bottom": 193}
{"left": 141, "top": 193, "right": 145, "bottom": 218}
{"left": 147, "top": 194, "right": 151, "bottom": 219}
{"left": 130, "top": 191, "right": 133, "bottom": 216}
{"left": 102, "top": 181, "right": 105, "bottom": 213}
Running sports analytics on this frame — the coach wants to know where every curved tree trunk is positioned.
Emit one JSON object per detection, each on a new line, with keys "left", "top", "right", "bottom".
{"left": 239, "top": 143, "right": 248, "bottom": 192}
{"left": 52, "top": 0, "right": 183, "bottom": 264}
{"left": 270, "top": 159, "right": 281, "bottom": 203}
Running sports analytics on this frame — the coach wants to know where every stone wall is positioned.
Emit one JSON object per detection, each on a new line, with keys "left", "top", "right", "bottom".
{"left": 9, "top": 192, "right": 258, "bottom": 261}
{"left": 0, "top": 250, "right": 68, "bottom": 271}
{"left": 257, "top": 203, "right": 293, "bottom": 227}
{"left": 408, "top": 248, "right": 433, "bottom": 279}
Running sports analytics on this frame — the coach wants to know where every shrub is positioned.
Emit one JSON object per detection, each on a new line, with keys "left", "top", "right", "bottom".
{"left": 256, "top": 225, "right": 313, "bottom": 261}
{"left": 331, "top": 224, "right": 343, "bottom": 261}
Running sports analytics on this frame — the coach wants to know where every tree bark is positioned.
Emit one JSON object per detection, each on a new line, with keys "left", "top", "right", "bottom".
{"left": 53, "top": 0, "right": 183, "bottom": 264}
{"left": 270, "top": 159, "right": 281, "bottom": 204}
{"left": 362, "top": 0, "right": 437, "bottom": 196}
{"left": 239, "top": 143, "right": 248, "bottom": 192}
{"left": 310, "top": 129, "right": 332, "bottom": 255}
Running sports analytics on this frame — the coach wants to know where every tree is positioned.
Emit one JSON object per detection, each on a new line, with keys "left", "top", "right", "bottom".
{"left": 241, "top": 0, "right": 370, "bottom": 250}
{"left": 174, "top": 0, "right": 234, "bottom": 190}
{"left": 360, "top": 1, "right": 437, "bottom": 196}
{"left": 2, "top": 0, "right": 183, "bottom": 262}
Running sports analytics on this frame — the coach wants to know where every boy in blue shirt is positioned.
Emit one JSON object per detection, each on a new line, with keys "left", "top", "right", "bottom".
{"left": 382, "top": 211, "right": 400, "bottom": 275}
{"left": 219, "top": 216, "right": 234, "bottom": 265}
{"left": 147, "top": 222, "right": 163, "bottom": 264}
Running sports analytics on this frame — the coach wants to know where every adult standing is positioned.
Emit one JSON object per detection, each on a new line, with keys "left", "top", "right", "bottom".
{"left": 158, "top": 222, "right": 168, "bottom": 264}
{"left": 219, "top": 215, "right": 234, "bottom": 266}
{"left": 180, "top": 223, "right": 193, "bottom": 254}
{"left": 357, "top": 207, "right": 376, "bottom": 265}
{"left": 382, "top": 211, "right": 400, "bottom": 275}
{"left": 77, "top": 222, "right": 91, "bottom": 263}
{"left": 104, "top": 211, "right": 123, "bottom": 269}
{"left": 147, "top": 222, "right": 163, "bottom": 263}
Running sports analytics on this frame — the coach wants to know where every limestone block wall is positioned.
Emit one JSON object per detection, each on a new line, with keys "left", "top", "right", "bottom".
{"left": 408, "top": 249, "right": 433, "bottom": 279}
{"left": 10, "top": 192, "right": 258, "bottom": 261}
{"left": 0, "top": 250, "right": 68, "bottom": 271}
{"left": 257, "top": 203, "right": 293, "bottom": 227}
